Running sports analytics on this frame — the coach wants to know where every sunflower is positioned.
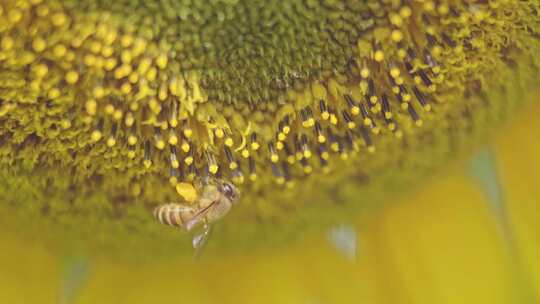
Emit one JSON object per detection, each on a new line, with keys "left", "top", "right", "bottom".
{"left": 0, "top": 0, "right": 539, "bottom": 255}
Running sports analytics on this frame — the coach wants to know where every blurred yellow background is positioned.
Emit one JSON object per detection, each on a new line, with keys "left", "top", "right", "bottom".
{"left": 1, "top": 100, "right": 539, "bottom": 304}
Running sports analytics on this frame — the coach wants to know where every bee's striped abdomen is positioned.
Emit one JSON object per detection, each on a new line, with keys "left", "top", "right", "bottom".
{"left": 153, "top": 203, "right": 194, "bottom": 229}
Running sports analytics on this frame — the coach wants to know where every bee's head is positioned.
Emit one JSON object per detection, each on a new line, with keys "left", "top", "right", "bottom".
{"left": 220, "top": 181, "right": 240, "bottom": 203}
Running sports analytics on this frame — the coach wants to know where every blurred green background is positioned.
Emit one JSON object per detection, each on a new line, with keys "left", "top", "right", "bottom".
{"left": 1, "top": 101, "right": 539, "bottom": 304}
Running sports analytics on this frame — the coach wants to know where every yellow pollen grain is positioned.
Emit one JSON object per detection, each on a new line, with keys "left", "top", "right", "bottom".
{"left": 53, "top": 44, "right": 67, "bottom": 58}
{"left": 156, "top": 53, "right": 168, "bottom": 69}
{"left": 65, "top": 71, "right": 79, "bottom": 84}
{"left": 215, "top": 129, "right": 224, "bottom": 138}
{"left": 32, "top": 37, "right": 47, "bottom": 53}
{"left": 390, "top": 67, "right": 400, "bottom": 78}
{"left": 282, "top": 126, "right": 291, "bottom": 134}
{"left": 89, "top": 40, "right": 102, "bottom": 54}
{"left": 1, "top": 36, "right": 14, "bottom": 50}
{"left": 181, "top": 142, "right": 190, "bottom": 153}
{"left": 104, "top": 58, "right": 117, "bottom": 71}
{"left": 360, "top": 68, "right": 370, "bottom": 78}
{"left": 51, "top": 12, "right": 67, "bottom": 26}
{"left": 128, "top": 135, "right": 137, "bottom": 146}
{"left": 85, "top": 99, "right": 97, "bottom": 115}
{"left": 391, "top": 30, "right": 403, "bottom": 42}
{"left": 48, "top": 88, "right": 60, "bottom": 99}
{"left": 105, "top": 104, "right": 115, "bottom": 115}
{"left": 143, "top": 160, "right": 152, "bottom": 169}
{"left": 101, "top": 45, "right": 114, "bottom": 57}
{"left": 389, "top": 13, "right": 402, "bottom": 26}
{"left": 35, "top": 5, "right": 49, "bottom": 17}
{"left": 113, "top": 110, "right": 123, "bottom": 121}
{"left": 400, "top": 6, "right": 412, "bottom": 18}
{"left": 8, "top": 9, "right": 23, "bottom": 23}
{"left": 373, "top": 50, "right": 384, "bottom": 62}
{"left": 90, "top": 131, "right": 102, "bottom": 142}
{"left": 34, "top": 64, "right": 48, "bottom": 78}
{"left": 60, "top": 119, "right": 71, "bottom": 129}
{"left": 155, "top": 140, "right": 166, "bottom": 150}
{"left": 120, "top": 82, "right": 132, "bottom": 95}
{"left": 106, "top": 137, "right": 116, "bottom": 147}
{"left": 168, "top": 134, "right": 178, "bottom": 145}
{"left": 121, "top": 34, "right": 134, "bottom": 48}
{"left": 330, "top": 115, "right": 338, "bottom": 125}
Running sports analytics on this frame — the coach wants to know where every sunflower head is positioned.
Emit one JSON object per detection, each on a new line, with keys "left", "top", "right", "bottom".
{"left": 0, "top": 0, "right": 539, "bottom": 255}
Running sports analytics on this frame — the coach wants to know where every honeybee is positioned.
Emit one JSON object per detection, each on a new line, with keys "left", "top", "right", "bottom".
{"left": 153, "top": 177, "right": 240, "bottom": 250}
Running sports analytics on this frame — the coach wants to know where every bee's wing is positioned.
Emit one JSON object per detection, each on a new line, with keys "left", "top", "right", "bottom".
{"left": 192, "top": 226, "right": 211, "bottom": 250}
{"left": 184, "top": 199, "right": 218, "bottom": 231}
